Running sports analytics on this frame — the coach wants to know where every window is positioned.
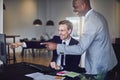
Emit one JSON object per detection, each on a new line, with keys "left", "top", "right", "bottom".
{"left": 66, "top": 17, "right": 85, "bottom": 67}
{"left": 66, "top": 17, "right": 84, "bottom": 40}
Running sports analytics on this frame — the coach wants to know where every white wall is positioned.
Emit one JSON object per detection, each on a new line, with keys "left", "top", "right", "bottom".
{"left": 0, "top": 0, "right": 3, "bottom": 33}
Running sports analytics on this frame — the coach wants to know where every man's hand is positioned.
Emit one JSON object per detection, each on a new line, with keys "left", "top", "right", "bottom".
{"left": 10, "top": 42, "right": 23, "bottom": 48}
{"left": 41, "top": 42, "right": 57, "bottom": 50}
{"left": 50, "top": 62, "right": 60, "bottom": 70}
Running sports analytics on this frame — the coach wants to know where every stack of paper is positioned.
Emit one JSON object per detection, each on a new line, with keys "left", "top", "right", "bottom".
{"left": 25, "top": 72, "right": 65, "bottom": 80}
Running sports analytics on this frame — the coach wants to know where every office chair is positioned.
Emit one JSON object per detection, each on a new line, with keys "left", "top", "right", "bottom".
{"left": 20, "top": 38, "right": 32, "bottom": 57}
{"left": 0, "top": 34, "right": 7, "bottom": 64}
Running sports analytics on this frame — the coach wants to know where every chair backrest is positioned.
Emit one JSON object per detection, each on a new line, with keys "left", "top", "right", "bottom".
{"left": 0, "top": 34, "right": 7, "bottom": 64}
{"left": 20, "top": 38, "right": 29, "bottom": 42}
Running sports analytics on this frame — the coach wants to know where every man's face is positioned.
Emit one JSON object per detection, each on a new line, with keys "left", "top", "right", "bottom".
{"left": 72, "top": 0, "right": 84, "bottom": 16}
{"left": 58, "top": 24, "right": 71, "bottom": 40}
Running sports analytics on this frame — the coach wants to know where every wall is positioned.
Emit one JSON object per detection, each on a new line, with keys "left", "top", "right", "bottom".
{"left": 3, "top": 0, "right": 46, "bottom": 52}
{"left": 116, "top": 1, "right": 120, "bottom": 37}
{"left": 3, "top": 0, "right": 46, "bottom": 41}
{"left": 35, "top": 0, "right": 47, "bottom": 38}
{"left": 46, "top": 0, "right": 119, "bottom": 42}
{"left": 0, "top": 0, "right": 3, "bottom": 33}
{"left": 4, "top": 0, "right": 120, "bottom": 40}
{"left": 91, "top": 0, "right": 117, "bottom": 42}
{"left": 3, "top": 0, "right": 120, "bottom": 52}
{"left": 45, "top": 0, "right": 75, "bottom": 36}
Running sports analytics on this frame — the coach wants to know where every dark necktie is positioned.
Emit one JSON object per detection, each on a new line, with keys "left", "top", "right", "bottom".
{"left": 61, "top": 42, "right": 66, "bottom": 66}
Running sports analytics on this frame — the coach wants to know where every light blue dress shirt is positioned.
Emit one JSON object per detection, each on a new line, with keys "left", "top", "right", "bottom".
{"left": 57, "top": 9, "right": 117, "bottom": 74}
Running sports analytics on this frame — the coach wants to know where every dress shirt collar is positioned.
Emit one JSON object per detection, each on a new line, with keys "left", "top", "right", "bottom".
{"left": 85, "top": 9, "right": 93, "bottom": 17}
{"left": 62, "top": 37, "right": 71, "bottom": 45}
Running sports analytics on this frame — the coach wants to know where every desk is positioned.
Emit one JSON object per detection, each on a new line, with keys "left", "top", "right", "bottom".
{"left": 0, "top": 62, "right": 60, "bottom": 80}
{"left": 6, "top": 35, "right": 20, "bottom": 63}
{"left": 0, "top": 62, "right": 84, "bottom": 80}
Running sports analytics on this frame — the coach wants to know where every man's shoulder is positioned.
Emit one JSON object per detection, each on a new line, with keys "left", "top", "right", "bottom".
{"left": 52, "top": 35, "right": 61, "bottom": 43}
{"left": 71, "top": 37, "right": 78, "bottom": 41}
{"left": 52, "top": 35, "right": 60, "bottom": 40}
{"left": 53, "top": 35, "right": 60, "bottom": 39}
{"left": 70, "top": 37, "right": 79, "bottom": 44}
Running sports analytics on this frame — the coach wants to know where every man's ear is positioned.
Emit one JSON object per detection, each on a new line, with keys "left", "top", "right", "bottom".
{"left": 81, "top": 3, "right": 86, "bottom": 9}
{"left": 68, "top": 29, "right": 72, "bottom": 34}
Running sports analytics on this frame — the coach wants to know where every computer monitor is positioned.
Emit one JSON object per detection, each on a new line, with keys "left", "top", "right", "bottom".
{"left": 0, "top": 34, "right": 7, "bottom": 64}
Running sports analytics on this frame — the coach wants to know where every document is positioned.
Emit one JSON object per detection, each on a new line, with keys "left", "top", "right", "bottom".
{"left": 66, "top": 72, "right": 80, "bottom": 78}
{"left": 25, "top": 72, "right": 65, "bottom": 80}
{"left": 57, "top": 71, "right": 80, "bottom": 78}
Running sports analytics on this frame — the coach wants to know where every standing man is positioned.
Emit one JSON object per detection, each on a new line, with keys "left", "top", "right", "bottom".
{"left": 42, "top": 0, "right": 117, "bottom": 79}
{"left": 50, "top": 20, "right": 85, "bottom": 73}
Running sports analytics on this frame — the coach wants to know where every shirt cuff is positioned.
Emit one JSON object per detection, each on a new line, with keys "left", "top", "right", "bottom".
{"left": 22, "top": 42, "right": 27, "bottom": 47}
{"left": 60, "top": 66, "right": 64, "bottom": 70}
{"left": 0, "top": 60, "right": 3, "bottom": 65}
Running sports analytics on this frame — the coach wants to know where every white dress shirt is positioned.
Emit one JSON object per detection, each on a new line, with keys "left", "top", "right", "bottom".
{"left": 22, "top": 42, "right": 27, "bottom": 47}
{"left": 56, "top": 37, "right": 71, "bottom": 67}
{"left": 57, "top": 9, "right": 117, "bottom": 74}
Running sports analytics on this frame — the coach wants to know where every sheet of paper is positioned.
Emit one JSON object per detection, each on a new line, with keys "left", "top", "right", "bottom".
{"left": 25, "top": 72, "right": 65, "bottom": 80}
{"left": 66, "top": 72, "right": 80, "bottom": 78}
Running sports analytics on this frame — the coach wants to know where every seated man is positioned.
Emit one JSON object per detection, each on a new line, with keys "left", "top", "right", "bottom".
{"left": 10, "top": 20, "right": 85, "bottom": 73}
{"left": 50, "top": 35, "right": 82, "bottom": 72}
{"left": 49, "top": 20, "right": 85, "bottom": 73}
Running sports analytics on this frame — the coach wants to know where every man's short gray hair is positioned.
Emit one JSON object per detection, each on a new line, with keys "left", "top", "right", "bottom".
{"left": 58, "top": 20, "right": 73, "bottom": 31}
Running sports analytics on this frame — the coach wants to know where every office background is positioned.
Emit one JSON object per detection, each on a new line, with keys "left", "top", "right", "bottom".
{"left": 0, "top": 0, "right": 120, "bottom": 52}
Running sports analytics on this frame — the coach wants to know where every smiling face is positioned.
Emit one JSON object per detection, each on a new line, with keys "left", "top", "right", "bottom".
{"left": 72, "top": 0, "right": 86, "bottom": 16}
{"left": 58, "top": 24, "right": 71, "bottom": 40}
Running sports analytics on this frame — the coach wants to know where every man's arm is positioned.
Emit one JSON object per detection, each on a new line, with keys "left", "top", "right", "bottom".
{"left": 10, "top": 41, "right": 45, "bottom": 49}
{"left": 40, "top": 42, "right": 57, "bottom": 50}
{"left": 42, "top": 33, "right": 94, "bottom": 55}
{"left": 10, "top": 42, "right": 24, "bottom": 48}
